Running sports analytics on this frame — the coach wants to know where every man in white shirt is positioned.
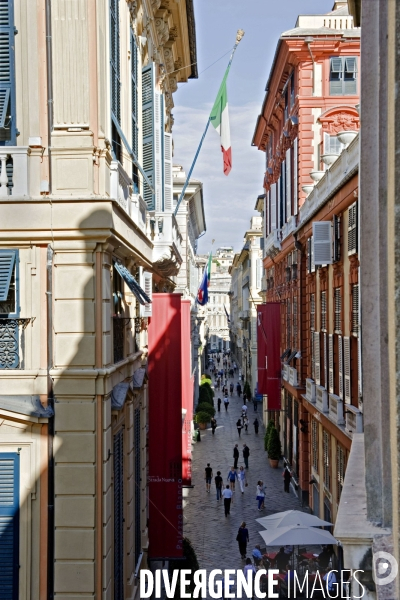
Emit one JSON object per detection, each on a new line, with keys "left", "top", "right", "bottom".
{"left": 224, "top": 396, "right": 229, "bottom": 412}
{"left": 221, "top": 485, "right": 233, "bottom": 516}
{"left": 242, "top": 404, "right": 248, "bottom": 415}
{"left": 323, "top": 571, "right": 337, "bottom": 594}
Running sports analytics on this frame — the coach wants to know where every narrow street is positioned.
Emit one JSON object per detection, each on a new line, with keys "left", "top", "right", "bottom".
{"left": 184, "top": 365, "right": 306, "bottom": 574}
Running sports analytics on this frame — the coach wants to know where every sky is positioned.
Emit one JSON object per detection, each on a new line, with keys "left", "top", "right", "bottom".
{"left": 173, "top": 0, "right": 333, "bottom": 253}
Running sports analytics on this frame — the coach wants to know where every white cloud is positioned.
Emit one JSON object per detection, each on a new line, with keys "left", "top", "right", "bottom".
{"left": 172, "top": 101, "right": 265, "bottom": 253}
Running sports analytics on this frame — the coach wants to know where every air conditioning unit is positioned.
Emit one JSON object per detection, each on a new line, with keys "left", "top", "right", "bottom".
{"left": 315, "top": 385, "right": 329, "bottom": 413}
{"left": 288, "top": 367, "right": 298, "bottom": 387}
{"left": 328, "top": 393, "right": 345, "bottom": 425}
{"left": 282, "top": 364, "right": 289, "bottom": 381}
{"left": 345, "top": 406, "right": 363, "bottom": 436}
{"left": 306, "top": 378, "right": 316, "bottom": 403}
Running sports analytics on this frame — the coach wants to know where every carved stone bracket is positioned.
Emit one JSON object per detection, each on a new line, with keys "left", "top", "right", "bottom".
{"left": 349, "top": 255, "right": 359, "bottom": 284}
{"left": 333, "top": 262, "right": 344, "bottom": 288}
{"left": 126, "top": 0, "right": 138, "bottom": 19}
{"left": 319, "top": 106, "right": 360, "bottom": 135}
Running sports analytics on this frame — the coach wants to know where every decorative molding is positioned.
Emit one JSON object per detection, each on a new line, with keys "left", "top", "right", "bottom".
{"left": 319, "top": 106, "right": 360, "bottom": 135}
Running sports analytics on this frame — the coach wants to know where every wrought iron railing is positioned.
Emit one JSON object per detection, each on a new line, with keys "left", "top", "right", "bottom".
{"left": 0, "top": 318, "right": 32, "bottom": 369}
{"left": 113, "top": 317, "right": 125, "bottom": 364}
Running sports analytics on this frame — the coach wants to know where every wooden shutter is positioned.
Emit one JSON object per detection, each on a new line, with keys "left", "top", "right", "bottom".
{"left": 333, "top": 215, "right": 340, "bottom": 262}
{"left": 314, "top": 331, "right": 320, "bottom": 385}
{"left": 313, "top": 222, "right": 332, "bottom": 265}
{"left": 110, "top": 0, "right": 121, "bottom": 123}
{"left": 352, "top": 284, "right": 359, "bottom": 335}
{"left": 114, "top": 430, "right": 124, "bottom": 600}
{"left": 0, "top": 453, "right": 20, "bottom": 599}
{"left": 164, "top": 132, "right": 173, "bottom": 211}
{"left": 348, "top": 202, "right": 358, "bottom": 255}
{"left": 0, "top": 0, "right": 15, "bottom": 143}
{"left": 131, "top": 31, "right": 138, "bottom": 164}
{"left": 323, "top": 132, "right": 331, "bottom": 155}
{"left": 142, "top": 64, "right": 155, "bottom": 209}
{"left": 293, "top": 137, "right": 298, "bottom": 215}
{"left": 344, "top": 57, "right": 357, "bottom": 95}
{"left": 0, "top": 250, "right": 15, "bottom": 302}
{"left": 271, "top": 183, "right": 277, "bottom": 230}
{"left": 328, "top": 334, "right": 334, "bottom": 393}
{"left": 323, "top": 430, "right": 330, "bottom": 490}
{"left": 334, "top": 288, "right": 342, "bottom": 332}
{"left": 312, "top": 420, "right": 318, "bottom": 472}
{"left": 338, "top": 334, "right": 343, "bottom": 399}
{"left": 310, "top": 293, "right": 315, "bottom": 331}
{"left": 286, "top": 148, "right": 291, "bottom": 219}
{"left": 139, "top": 270, "right": 152, "bottom": 317}
{"left": 154, "top": 92, "right": 162, "bottom": 211}
{"left": 343, "top": 336, "right": 351, "bottom": 404}
{"left": 307, "top": 237, "right": 312, "bottom": 273}
{"left": 277, "top": 177, "right": 281, "bottom": 229}
{"left": 330, "top": 57, "right": 344, "bottom": 95}
{"left": 321, "top": 291, "right": 327, "bottom": 331}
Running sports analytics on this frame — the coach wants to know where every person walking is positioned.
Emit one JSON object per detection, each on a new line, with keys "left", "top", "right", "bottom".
{"left": 243, "top": 444, "right": 250, "bottom": 469}
{"left": 215, "top": 471, "right": 223, "bottom": 501}
{"left": 217, "top": 397, "right": 221, "bottom": 412}
{"left": 253, "top": 417, "right": 259, "bottom": 435}
{"left": 243, "top": 416, "right": 249, "bottom": 433}
{"left": 222, "top": 485, "right": 233, "bottom": 516}
{"left": 236, "top": 521, "right": 249, "bottom": 559}
{"left": 256, "top": 480, "right": 265, "bottom": 511}
{"left": 242, "top": 404, "right": 248, "bottom": 416}
{"left": 253, "top": 398, "right": 258, "bottom": 411}
{"left": 233, "top": 444, "right": 239, "bottom": 469}
{"left": 211, "top": 417, "right": 217, "bottom": 435}
{"left": 243, "top": 393, "right": 247, "bottom": 404}
{"left": 236, "top": 419, "right": 243, "bottom": 437}
{"left": 230, "top": 382, "right": 234, "bottom": 396}
{"left": 227, "top": 466, "right": 238, "bottom": 491}
{"left": 283, "top": 468, "right": 292, "bottom": 493}
{"left": 224, "top": 395, "right": 229, "bottom": 412}
{"left": 205, "top": 464, "right": 213, "bottom": 493}
{"left": 238, "top": 465, "right": 247, "bottom": 493}
{"left": 237, "top": 382, "right": 242, "bottom": 397}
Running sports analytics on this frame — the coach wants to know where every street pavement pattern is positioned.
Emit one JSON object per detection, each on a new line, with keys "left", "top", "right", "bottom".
{"left": 183, "top": 369, "right": 308, "bottom": 577}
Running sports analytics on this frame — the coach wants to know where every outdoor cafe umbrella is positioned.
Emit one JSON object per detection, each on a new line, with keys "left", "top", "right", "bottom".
{"left": 258, "top": 524, "right": 338, "bottom": 547}
{"left": 257, "top": 510, "right": 333, "bottom": 530}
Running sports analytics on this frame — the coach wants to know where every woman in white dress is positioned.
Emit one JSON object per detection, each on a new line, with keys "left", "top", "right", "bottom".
{"left": 238, "top": 465, "right": 247, "bottom": 493}
{"left": 256, "top": 480, "right": 265, "bottom": 510}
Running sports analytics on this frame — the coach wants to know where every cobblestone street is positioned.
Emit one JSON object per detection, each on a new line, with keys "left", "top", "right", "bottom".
{"left": 183, "top": 368, "right": 307, "bottom": 575}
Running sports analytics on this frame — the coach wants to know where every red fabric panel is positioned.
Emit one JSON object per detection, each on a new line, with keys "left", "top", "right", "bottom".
{"left": 257, "top": 303, "right": 282, "bottom": 410}
{"left": 148, "top": 294, "right": 183, "bottom": 559}
{"left": 181, "top": 300, "right": 193, "bottom": 486}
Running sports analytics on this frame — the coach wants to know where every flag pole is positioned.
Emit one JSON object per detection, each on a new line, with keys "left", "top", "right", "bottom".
{"left": 173, "top": 30, "right": 245, "bottom": 217}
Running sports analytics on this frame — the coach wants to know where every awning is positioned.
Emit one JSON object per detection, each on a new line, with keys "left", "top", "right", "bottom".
{"left": 114, "top": 262, "right": 151, "bottom": 306}
{"left": 280, "top": 348, "right": 291, "bottom": 360}
{"left": 111, "top": 383, "right": 130, "bottom": 410}
{"left": 0, "top": 395, "right": 54, "bottom": 418}
{"left": 131, "top": 367, "right": 146, "bottom": 389}
{"left": 286, "top": 350, "right": 298, "bottom": 364}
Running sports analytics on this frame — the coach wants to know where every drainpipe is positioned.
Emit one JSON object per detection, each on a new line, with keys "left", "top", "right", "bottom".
{"left": 45, "top": 0, "right": 53, "bottom": 192}
{"left": 46, "top": 244, "right": 54, "bottom": 600}
{"left": 304, "top": 37, "right": 315, "bottom": 96}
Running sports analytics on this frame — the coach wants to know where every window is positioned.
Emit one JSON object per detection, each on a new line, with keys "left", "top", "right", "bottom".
{"left": 348, "top": 202, "right": 358, "bottom": 255}
{"left": 0, "top": 249, "right": 18, "bottom": 316}
{"left": 323, "top": 430, "right": 330, "bottom": 490}
{"left": 290, "top": 70, "right": 295, "bottom": 107}
{"left": 337, "top": 444, "right": 346, "bottom": 501}
{"left": 330, "top": 56, "right": 358, "bottom": 95}
{"left": 312, "top": 420, "right": 318, "bottom": 472}
{"left": 114, "top": 430, "right": 124, "bottom": 600}
{"left": 0, "top": 0, "right": 17, "bottom": 145}
{"left": 0, "top": 453, "right": 20, "bottom": 598}
{"left": 287, "top": 300, "right": 291, "bottom": 347}
{"left": 142, "top": 64, "right": 155, "bottom": 209}
{"left": 110, "top": 0, "right": 121, "bottom": 159}
{"left": 307, "top": 236, "right": 315, "bottom": 273}
{"left": 334, "top": 288, "right": 341, "bottom": 333}
{"left": 321, "top": 291, "right": 327, "bottom": 331}
{"left": 324, "top": 133, "right": 344, "bottom": 156}
{"left": 131, "top": 31, "right": 139, "bottom": 192}
{"left": 113, "top": 265, "right": 124, "bottom": 363}
{"left": 333, "top": 215, "right": 341, "bottom": 262}
{"left": 293, "top": 296, "right": 298, "bottom": 346}
{"left": 352, "top": 284, "right": 359, "bottom": 335}
{"left": 310, "top": 294, "right": 315, "bottom": 331}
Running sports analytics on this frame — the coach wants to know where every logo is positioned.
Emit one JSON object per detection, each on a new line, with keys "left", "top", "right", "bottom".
{"left": 373, "top": 551, "right": 398, "bottom": 586}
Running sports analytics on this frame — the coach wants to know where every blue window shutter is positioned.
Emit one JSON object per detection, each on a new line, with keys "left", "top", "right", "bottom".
{"left": 0, "top": 453, "right": 20, "bottom": 600}
{"left": 131, "top": 31, "right": 139, "bottom": 192}
{"left": 0, "top": 249, "right": 16, "bottom": 302}
{"left": 110, "top": 0, "right": 120, "bottom": 123}
{"left": 142, "top": 63, "right": 155, "bottom": 210}
{"left": 0, "top": 0, "right": 16, "bottom": 145}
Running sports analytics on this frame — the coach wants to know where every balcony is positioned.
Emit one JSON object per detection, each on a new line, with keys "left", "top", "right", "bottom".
{"left": 151, "top": 212, "right": 183, "bottom": 277}
{"left": 281, "top": 215, "right": 297, "bottom": 242}
{"left": 0, "top": 147, "right": 31, "bottom": 198}
{"left": 345, "top": 406, "right": 363, "bottom": 437}
{"left": 282, "top": 364, "right": 289, "bottom": 381}
{"left": 265, "top": 229, "right": 281, "bottom": 258}
{"left": 0, "top": 318, "right": 32, "bottom": 369}
{"left": 315, "top": 385, "right": 329, "bottom": 413}
{"left": 110, "top": 161, "right": 151, "bottom": 237}
{"left": 288, "top": 366, "right": 298, "bottom": 387}
{"left": 305, "top": 378, "right": 316, "bottom": 403}
{"left": 328, "top": 393, "right": 345, "bottom": 425}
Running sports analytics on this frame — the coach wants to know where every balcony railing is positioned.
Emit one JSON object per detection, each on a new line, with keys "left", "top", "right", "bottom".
{"left": 0, "top": 148, "right": 31, "bottom": 197}
{"left": 0, "top": 318, "right": 32, "bottom": 369}
{"left": 113, "top": 317, "right": 125, "bottom": 364}
{"left": 110, "top": 160, "right": 150, "bottom": 236}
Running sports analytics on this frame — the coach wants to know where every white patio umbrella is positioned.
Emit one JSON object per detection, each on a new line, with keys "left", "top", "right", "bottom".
{"left": 258, "top": 524, "right": 338, "bottom": 547}
{"left": 257, "top": 510, "right": 333, "bottom": 529}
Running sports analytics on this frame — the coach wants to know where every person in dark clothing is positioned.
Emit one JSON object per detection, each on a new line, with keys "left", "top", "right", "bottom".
{"left": 211, "top": 417, "right": 217, "bottom": 435}
{"left": 276, "top": 547, "right": 289, "bottom": 571}
{"left": 233, "top": 444, "right": 239, "bottom": 468}
{"left": 222, "top": 485, "right": 233, "bottom": 516}
{"left": 237, "top": 521, "right": 250, "bottom": 559}
{"left": 253, "top": 399, "right": 258, "bottom": 411}
{"left": 236, "top": 419, "right": 243, "bottom": 437}
{"left": 204, "top": 464, "right": 213, "bottom": 492}
{"left": 217, "top": 398, "right": 221, "bottom": 412}
{"left": 237, "top": 382, "right": 242, "bottom": 397}
{"left": 253, "top": 418, "right": 259, "bottom": 434}
{"left": 318, "top": 547, "right": 333, "bottom": 570}
{"left": 215, "top": 471, "right": 223, "bottom": 501}
{"left": 243, "top": 444, "right": 250, "bottom": 468}
{"left": 283, "top": 468, "right": 292, "bottom": 493}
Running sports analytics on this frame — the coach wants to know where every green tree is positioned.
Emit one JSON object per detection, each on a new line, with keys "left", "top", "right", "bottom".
{"left": 264, "top": 420, "right": 275, "bottom": 450}
{"left": 198, "top": 386, "right": 213, "bottom": 406}
{"left": 244, "top": 381, "right": 252, "bottom": 398}
{"left": 195, "top": 403, "right": 216, "bottom": 417}
{"left": 195, "top": 411, "right": 211, "bottom": 425}
{"left": 267, "top": 425, "right": 282, "bottom": 460}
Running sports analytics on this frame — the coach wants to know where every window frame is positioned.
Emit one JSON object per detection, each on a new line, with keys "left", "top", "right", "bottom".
{"left": 329, "top": 55, "right": 358, "bottom": 96}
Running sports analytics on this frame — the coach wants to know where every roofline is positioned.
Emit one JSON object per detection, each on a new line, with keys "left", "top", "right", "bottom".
{"left": 186, "top": 0, "right": 198, "bottom": 79}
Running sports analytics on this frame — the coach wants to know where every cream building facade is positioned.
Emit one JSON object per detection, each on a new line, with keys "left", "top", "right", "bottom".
{"left": 205, "top": 247, "right": 233, "bottom": 353}
{"left": 0, "top": 1, "right": 197, "bottom": 599}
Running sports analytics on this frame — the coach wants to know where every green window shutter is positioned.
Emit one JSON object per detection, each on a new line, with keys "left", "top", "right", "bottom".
{"left": 0, "top": 0, "right": 16, "bottom": 144}
{"left": 142, "top": 63, "right": 155, "bottom": 210}
{"left": 110, "top": 0, "right": 120, "bottom": 123}
{"left": 344, "top": 56, "right": 357, "bottom": 95}
{"left": 0, "top": 249, "right": 16, "bottom": 302}
{"left": 130, "top": 31, "right": 139, "bottom": 191}
{"left": 0, "top": 453, "right": 20, "bottom": 599}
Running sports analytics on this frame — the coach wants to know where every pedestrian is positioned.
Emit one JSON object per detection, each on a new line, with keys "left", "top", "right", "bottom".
{"left": 211, "top": 417, "right": 217, "bottom": 435}
{"left": 238, "top": 465, "right": 247, "bottom": 493}
{"left": 253, "top": 398, "right": 258, "bottom": 411}
{"left": 217, "top": 397, "right": 221, "bottom": 412}
{"left": 253, "top": 417, "right": 259, "bottom": 435}
{"left": 222, "top": 485, "right": 233, "bottom": 516}
{"left": 236, "top": 418, "right": 243, "bottom": 437}
{"left": 233, "top": 444, "right": 239, "bottom": 469}
{"left": 224, "top": 395, "right": 229, "bottom": 412}
{"left": 256, "top": 480, "right": 265, "bottom": 511}
{"left": 215, "top": 470, "right": 223, "bottom": 501}
{"left": 237, "top": 382, "right": 242, "bottom": 397}
{"left": 242, "top": 404, "right": 248, "bottom": 416}
{"left": 243, "top": 558, "right": 257, "bottom": 596}
{"left": 244, "top": 416, "right": 249, "bottom": 433}
{"left": 243, "top": 393, "right": 247, "bottom": 404}
{"left": 243, "top": 444, "right": 250, "bottom": 468}
{"left": 283, "top": 467, "right": 292, "bottom": 493}
{"left": 236, "top": 521, "right": 249, "bottom": 559}
{"left": 205, "top": 463, "right": 213, "bottom": 493}
{"left": 227, "top": 466, "right": 238, "bottom": 491}
{"left": 230, "top": 382, "right": 234, "bottom": 396}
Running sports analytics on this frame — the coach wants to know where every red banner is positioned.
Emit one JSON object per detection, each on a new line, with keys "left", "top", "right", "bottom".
{"left": 257, "top": 303, "right": 281, "bottom": 410}
{"left": 148, "top": 294, "right": 183, "bottom": 559}
{"left": 181, "top": 300, "right": 193, "bottom": 486}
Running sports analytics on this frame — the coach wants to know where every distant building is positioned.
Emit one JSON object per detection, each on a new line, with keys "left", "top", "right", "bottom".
{"left": 203, "top": 247, "right": 234, "bottom": 352}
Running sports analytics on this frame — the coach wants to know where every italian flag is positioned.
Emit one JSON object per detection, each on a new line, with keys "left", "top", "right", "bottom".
{"left": 210, "top": 67, "right": 232, "bottom": 176}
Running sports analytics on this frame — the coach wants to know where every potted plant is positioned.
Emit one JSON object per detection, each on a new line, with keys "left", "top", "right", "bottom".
{"left": 264, "top": 420, "right": 275, "bottom": 451}
{"left": 243, "top": 381, "right": 251, "bottom": 399}
{"left": 198, "top": 386, "right": 213, "bottom": 406}
{"left": 196, "top": 411, "right": 211, "bottom": 430}
{"left": 267, "top": 425, "right": 282, "bottom": 468}
{"left": 195, "top": 403, "right": 216, "bottom": 418}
